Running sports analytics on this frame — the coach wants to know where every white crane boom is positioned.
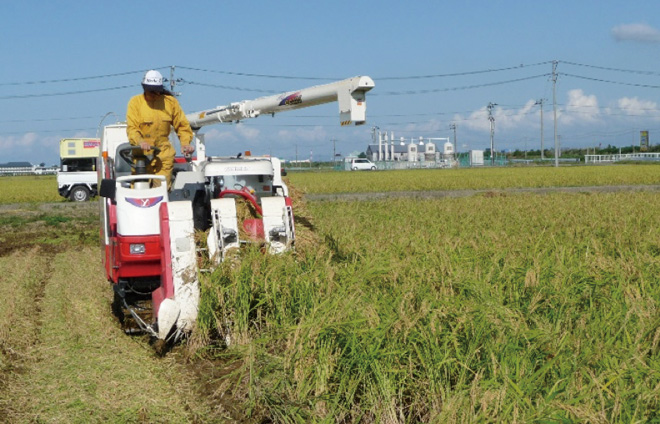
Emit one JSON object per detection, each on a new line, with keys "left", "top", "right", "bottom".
{"left": 186, "top": 76, "right": 375, "bottom": 129}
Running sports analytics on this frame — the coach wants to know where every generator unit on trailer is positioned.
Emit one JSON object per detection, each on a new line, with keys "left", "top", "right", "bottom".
{"left": 99, "top": 76, "right": 374, "bottom": 343}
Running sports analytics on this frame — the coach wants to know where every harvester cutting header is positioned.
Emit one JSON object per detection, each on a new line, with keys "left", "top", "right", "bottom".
{"left": 98, "top": 74, "right": 375, "bottom": 347}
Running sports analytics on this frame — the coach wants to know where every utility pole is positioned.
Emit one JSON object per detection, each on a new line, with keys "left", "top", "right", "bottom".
{"left": 535, "top": 99, "right": 545, "bottom": 160}
{"left": 170, "top": 66, "right": 176, "bottom": 94}
{"left": 488, "top": 102, "right": 497, "bottom": 166}
{"left": 332, "top": 138, "right": 336, "bottom": 166}
{"left": 552, "top": 61, "right": 559, "bottom": 167}
{"left": 168, "top": 66, "right": 183, "bottom": 96}
{"left": 450, "top": 123, "right": 457, "bottom": 158}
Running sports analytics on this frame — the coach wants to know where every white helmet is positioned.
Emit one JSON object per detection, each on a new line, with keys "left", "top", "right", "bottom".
{"left": 142, "top": 70, "right": 164, "bottom": 90}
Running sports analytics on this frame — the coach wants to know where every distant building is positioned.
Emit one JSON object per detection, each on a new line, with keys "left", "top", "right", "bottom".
{"left": 0, "top": 161, "right": 58, "bottom": 176}
{"left": 365, "top": 142, "right": 441, "bottom": 162}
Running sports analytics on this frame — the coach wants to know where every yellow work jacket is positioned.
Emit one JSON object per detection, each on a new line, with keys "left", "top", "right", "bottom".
{"left": 126, "top": 93, "right": 193, "bottom": 160}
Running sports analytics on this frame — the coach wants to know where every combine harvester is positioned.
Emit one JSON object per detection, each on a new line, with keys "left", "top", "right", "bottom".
{"left": 98, "top": 76, "right": 375, "bottom": 346}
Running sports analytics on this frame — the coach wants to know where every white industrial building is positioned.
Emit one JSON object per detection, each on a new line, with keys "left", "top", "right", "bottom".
{"left": 364, "top": 130, "right": 456, "bottom": 169}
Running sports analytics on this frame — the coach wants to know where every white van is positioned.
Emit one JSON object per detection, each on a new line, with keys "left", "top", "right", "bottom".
{"left": 350, "top": 158, "right": 376, "bottom": 171}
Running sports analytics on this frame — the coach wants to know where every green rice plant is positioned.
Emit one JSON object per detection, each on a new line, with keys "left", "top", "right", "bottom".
{"left": 201, "top": 191, "right": 660, "bottom": 422}
{"left": 288, "top": 164, "right": 660, "bottom": 194}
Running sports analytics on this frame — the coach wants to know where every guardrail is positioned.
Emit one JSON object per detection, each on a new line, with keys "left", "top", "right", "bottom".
{"left": 584, "top": 153, "right": 660, "bottom": 164}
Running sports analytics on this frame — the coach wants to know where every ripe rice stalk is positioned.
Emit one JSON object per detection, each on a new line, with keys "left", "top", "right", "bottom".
{"left": 284, "top": 178, "right": 324, "bottom": 257}
{"left": 196, "top": 172, "right": 660, "bottom": 421}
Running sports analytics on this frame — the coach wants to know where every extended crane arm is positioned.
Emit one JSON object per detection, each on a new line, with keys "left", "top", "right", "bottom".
{"left": 186, "top": 76, "right": 375, "bottom": 129}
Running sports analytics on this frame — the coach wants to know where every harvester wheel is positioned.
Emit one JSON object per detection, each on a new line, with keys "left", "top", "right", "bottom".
{"left": 70, "top": 186, "right": 90, "bottom": 202}
{"left": 111, "top": 291, "right": 126, "bottom": 325}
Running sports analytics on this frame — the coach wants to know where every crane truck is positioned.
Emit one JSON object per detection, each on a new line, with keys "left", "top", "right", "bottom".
{"left": 98, "top": 76, "right": 375, "bottom": 344}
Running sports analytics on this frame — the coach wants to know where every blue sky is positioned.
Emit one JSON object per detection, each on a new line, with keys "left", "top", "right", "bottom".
{"left": 2, "top": 0, "right": 660, "bottom": 164}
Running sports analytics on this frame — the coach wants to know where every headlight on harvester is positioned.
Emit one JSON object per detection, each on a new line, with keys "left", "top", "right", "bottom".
{"left": 130, "top": 243, "right": 146, "bottom": 255}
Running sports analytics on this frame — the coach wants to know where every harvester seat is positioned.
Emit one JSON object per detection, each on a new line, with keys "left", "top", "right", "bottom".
{"left": 114, "top": 143, "right": 133, "bottom": 180}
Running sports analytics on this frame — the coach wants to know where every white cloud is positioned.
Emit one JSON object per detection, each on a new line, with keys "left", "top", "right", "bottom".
{"left": 455, "top": 100, "right": 540, "bottom": 133}
{"left": 235, "top": 123, "right": 260, "bottom": 140}
{"left": 561, "top": 89, "right": 600, "bottom": 125}
{"left": 202, "top": 127, "right": 238, "bottom": 143}
{"left": 276, "top": 126, "right": 327, "bottom": 143}
{"left": 402, "top": 118, "right": 444, "bottom": 134}
{"left": 73, "top": 131, "right": 94, "bottom": 139}
{"left": 496, "top": 100, "right": 538, "bottom": 130}
{"left": 615, "top": 96, "right": 659, "bottom": 117}
{"left": 0, "top": 132, "right": 38, "bottom": 152}
{"left": 457, "top": 107, "right": 490, "bottom": 132}
{"left": 397, "top": 91, "right": 660, "bottom": 152}
{"left": 0, "top": 133, "right": 61, "bottom": 165}
{"left": 612, "top": 23, "right": 660, "bottom": 43}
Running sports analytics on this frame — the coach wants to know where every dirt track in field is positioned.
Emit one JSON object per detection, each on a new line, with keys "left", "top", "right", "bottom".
{"left": 0, "top": 202, "right": 232, "bottom": 423}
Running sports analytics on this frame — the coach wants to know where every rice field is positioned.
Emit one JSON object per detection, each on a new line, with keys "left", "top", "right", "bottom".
{"left": 287, "top": 164, "right": 660, "bottom": 194}
{"left": 0, "top": 176, "right": 62, "bottom": 204}
{"left": 197, "top": 165, "right": 660, "bottom": 422}
{"left": 2, "top": 165, "right": 660, "bottom": 422}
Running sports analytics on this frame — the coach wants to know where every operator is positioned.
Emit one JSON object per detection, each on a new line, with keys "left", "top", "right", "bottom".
{"left": 126, "top": 69, "right": 194, "bottom": 190}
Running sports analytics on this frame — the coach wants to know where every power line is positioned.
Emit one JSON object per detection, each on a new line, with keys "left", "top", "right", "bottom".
{"left": 560, "top": 61, "right": 660, "bottom": 76}
{"left": 4, "top": 60, "right": 660, "bottom": 100}
{"left": 0, "top": 68, "right": 165, "bottom": 87}
{"left": 561, "top": 73, "right": 660, "bottom": 89}
{"left": 184, "top": 74, "right": 551, "bottom": 97}
{"left": 0, "top": 127, "right": 96, "bottom": 136}
{"left": 179, "top": 61, "right": 553, "bottom": 81}
{"left": 182, "top": 80, "right": 279, "bottom": 94}
{"left": 376, "top": 61, "right": 553, "bottom": 80}
{"left": 0, "top": 85, "right": 135, "bottom": 100}
{"left": 3, "top": 60, "right": 660, "bottom": 89}
{"left": 0, "top": 115, "right": 102, "bottom": 124}
{"left": 373, "top": 74, "right": 550, "bottom": 96}
{"left": 176, "top": 66, "right": 333, "bottom": 81}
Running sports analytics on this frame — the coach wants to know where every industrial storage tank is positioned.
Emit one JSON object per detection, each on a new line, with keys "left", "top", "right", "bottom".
{"left": 425, "top": 142, "right": 437, "bottom": 162}
{"left": 443, "top": 141, "right": 454, "bottom": 159}
{"left": 407, "top": 143, "right": 418, "bottom": 162}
